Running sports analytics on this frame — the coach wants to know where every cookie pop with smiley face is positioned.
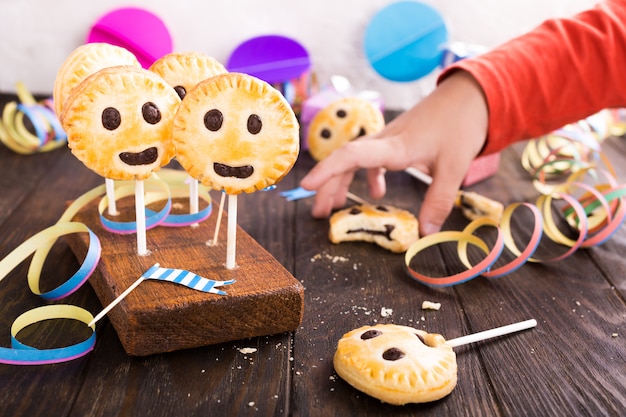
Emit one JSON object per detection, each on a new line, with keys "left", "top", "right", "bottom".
{"left": 306, "top": 96, "right": 385, "bottom": 162}
{"left": 150, "top": 52, "right": 228, "bottom": 223}
{"left": 60, "top": 65, "right": 181, "bottom": 255}
{"left": 172, "top": 72, "right": 299, "bottom": 268}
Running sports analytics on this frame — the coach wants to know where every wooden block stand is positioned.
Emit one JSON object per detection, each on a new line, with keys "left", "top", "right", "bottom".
{"left": 67, "top": 198, "right": 304, "bottom": 356}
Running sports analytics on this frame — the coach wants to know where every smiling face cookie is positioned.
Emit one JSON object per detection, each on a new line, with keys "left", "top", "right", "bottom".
{"left": 149, "top": 52, "right": 227, "bottom": 100}
{"left": 53, "top": 43, "right": 141, "bottom": 117}
{"left": 172, "top": 72, "right": 300, "bottom": 194}
{"left": 307, "top": 97, "right": 385, "bottom": 161}
{"left": 329, "top": 204, "right": 419, "bottom": 253}
{"left": 61, "top": 66, "right": 181, "bottom": 180}
{"left": 333, "top": 324, "right": 457, "bottom": 405}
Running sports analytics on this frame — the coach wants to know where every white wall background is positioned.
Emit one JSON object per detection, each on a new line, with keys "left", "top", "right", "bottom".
{"left": 0, "top": 0, "right": 597, "bottom": 110}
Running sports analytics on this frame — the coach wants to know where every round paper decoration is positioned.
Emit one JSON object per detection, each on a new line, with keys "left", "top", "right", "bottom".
{"left": 364, "top": 1, "right": 448, "bottom": 82}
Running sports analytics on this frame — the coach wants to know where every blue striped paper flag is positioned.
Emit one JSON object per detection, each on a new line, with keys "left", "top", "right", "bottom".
{"left": 141, "top": 264, "right": 235, "bottom": 295}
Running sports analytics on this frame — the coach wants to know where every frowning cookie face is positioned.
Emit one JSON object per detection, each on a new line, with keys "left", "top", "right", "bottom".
{"left": 307, "top": 97, "right": 385, "bottom": 161}
{"left": 61, "top": 66, "right": 181, "bottom": 180}
{"left": 172, "top": 73, "right": 300, "bottom": 194}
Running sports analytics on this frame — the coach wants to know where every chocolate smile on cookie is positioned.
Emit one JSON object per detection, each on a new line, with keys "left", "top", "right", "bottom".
{"left": 348, "top": 224, "right": 394, "bottom": 240}
{"left": 346, "top": 206, "right": 395, "bottom": 240}
{"left": 213, "top": 162, "right": 254, "bottom": 179}
{"left": 119, "top": 147, "right": 159, "bottom": 166}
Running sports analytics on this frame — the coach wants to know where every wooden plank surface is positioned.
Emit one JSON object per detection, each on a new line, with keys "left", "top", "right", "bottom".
{"left": 1, "top": 93, "right": 626, "bottom": 416}
{"left": 67, "top": 196, "right": 304, "bottom": 356}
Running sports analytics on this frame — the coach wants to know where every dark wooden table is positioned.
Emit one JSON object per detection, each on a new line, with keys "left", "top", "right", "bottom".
{"left": 1, "top": 93, "right": 625, "bottom": 416}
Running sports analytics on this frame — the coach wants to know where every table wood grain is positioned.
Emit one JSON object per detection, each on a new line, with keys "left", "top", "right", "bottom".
{"left": 0, "top": 94, "right": 625, "bottom": 416}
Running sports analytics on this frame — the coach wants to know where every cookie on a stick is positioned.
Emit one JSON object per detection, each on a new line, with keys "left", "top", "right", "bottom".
{"left": 150, "top": 52, "right": 228, "bottom": 225}
{"left": 53, "top": 42, "right": 142, "bottom": 215}
{"left": 172, "top": 72, "right": 299, "bottom": 268}
{"left": 334, "top": 319, "right": 536, "bottom": 405}
{"left": 60, "top": 66, "right": 181, "bottom": 255}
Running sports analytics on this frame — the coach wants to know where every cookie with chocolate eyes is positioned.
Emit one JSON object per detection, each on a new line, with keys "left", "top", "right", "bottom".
{"left": 53, "top": 43, "right": 141, "bottom": 117}
{"left": 149, "top": 52, "right": 227, "bottom": 99}
{"left": 329, "top": 204, "right": 418, "bottom": 253}
{"left": 307, "top": 97, "right": 385, "bottom": 161}
{"left": 61, "top": 66, "right": 181, "bottom": 180}
{"left": 172, "top": 72, "right": 300, "bottom": 194}
{"left": 333, "top": 324, "right": 457, "bottom": 405}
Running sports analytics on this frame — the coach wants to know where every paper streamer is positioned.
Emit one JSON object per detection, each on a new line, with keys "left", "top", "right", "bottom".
{"left": 0, "top": 82, "right": 67, "bottom": 154}
{"left": 1, "top": 305, "right": 95, "bottom": 366}
{"left": 0, "top": 168, "right": 216, "bottom": 365}
{"left": 0, "top": 222, "right": 100, "bottom": 365}
{"left": 98, "top": 178, "right": 172, "bottom": 234}
{"left": 405, "top": 113, "right": 626, "bottom": 287}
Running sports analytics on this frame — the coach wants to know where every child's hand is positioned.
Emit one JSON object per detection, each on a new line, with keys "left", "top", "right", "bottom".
{"left": 300, "top": 71, "right": 489, "bottom": 236}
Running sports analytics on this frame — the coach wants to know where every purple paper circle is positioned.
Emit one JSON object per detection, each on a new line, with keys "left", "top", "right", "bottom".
{"left": 227, "top": 35, "right": 310, "bottom": 84}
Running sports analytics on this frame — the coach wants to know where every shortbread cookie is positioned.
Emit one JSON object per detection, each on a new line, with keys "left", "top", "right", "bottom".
{"left": 149, "top": 52, "right": 227, "bottom": 99}
{"left": 53, "top": 43, "right": 141, "bottom": 117}
{"left": 172, "top": 72, "right": 299, "bottom": 194}
{"left": 333, "top": 324, "right": 457, "bottom": 405}
{"left": 61, "top": 66, "right": 181, "bottom": 180}
{"left": 307, "top": 97, "right": 384, "bottom": 161}
{"left": 329, "top": 204, "right": 418, "bottom": 253}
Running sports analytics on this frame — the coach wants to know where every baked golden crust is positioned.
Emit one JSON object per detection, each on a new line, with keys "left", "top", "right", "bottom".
{"left": 333, "top": 324, "right": 457, "bottom": 405}
{"left": 172, "top": 72, "right": 300, "bottom": 194}
{"left": 307, "top": 97, "right": 384, "bottom": 161}
{"left": 149, "top": 52, "right": 227, "bottom": 99}
{"left": 61, "top": 66, "right": 181, "bottom": 180}
{"left": 53, "top": 43, "right": 140, "bottom": 117}
{"left": 329, "top": 204, "right": 418, "bottom": 253}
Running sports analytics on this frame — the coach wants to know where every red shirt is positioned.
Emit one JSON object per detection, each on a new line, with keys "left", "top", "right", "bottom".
{"left": 440, "top": 0, "right": 626, "bottom": 155}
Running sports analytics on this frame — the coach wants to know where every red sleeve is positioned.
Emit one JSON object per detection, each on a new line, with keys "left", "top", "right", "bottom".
{"left": 439, "top": 0, "right": 626, "bottom": 155}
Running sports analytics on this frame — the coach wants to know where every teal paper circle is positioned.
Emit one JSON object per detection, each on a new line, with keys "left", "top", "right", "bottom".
{"left": 364, "top": 1, "right": 448, "bottom": 82}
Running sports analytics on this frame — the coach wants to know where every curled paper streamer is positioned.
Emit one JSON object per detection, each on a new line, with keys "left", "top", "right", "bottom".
{"left": 2, "top": 305, "right": 95, "bottom": 366}
{"left": 98, "top": 171, "right": 213, "bottom": 232}
{"left": 0, "top": 168, "right": 215, "bottom": 365}
{"left": 0, "top": 222, "right": 100, "bottom": 365}
{"left": 0, "top": 82, "right": 67, "bottom": 154}
{"left": 406, "top": 114, "right": 626, "bottom": 287}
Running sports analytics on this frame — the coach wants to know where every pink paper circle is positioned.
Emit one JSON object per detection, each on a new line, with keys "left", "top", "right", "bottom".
{"left": 86, "top": 7, "right": 173, "bottom": 68}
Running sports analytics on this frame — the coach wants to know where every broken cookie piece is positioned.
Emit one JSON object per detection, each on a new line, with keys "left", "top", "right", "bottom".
{"left": 329, "top": 204, "right": 418, "bottom": 253}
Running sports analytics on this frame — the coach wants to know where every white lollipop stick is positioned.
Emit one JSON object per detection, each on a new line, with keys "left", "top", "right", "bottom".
{"left": 446, "top": 319, "right": 537, "bottom": 348}
{"left": 208, "top": 191, "right": 226, "bottom": 246}
{"left": 105, "top": 178, "right": 119, "bottom": 216}
{"left": 189, "top": 177, "right": 199, "bottom": 226}
{"left": 87, "top": 271, "right": 149, "bottom": 327}
{"left": 225, "top": 194, "right": 237, "bottom": 269}
{"left": 135, "top": 179, "right": 148, "bottom": 256}
{"left": 346, "top": 192, "right": 369, "bottom": 205}
{"left": 404, "top": 166, "right": 433, "bottom": 185}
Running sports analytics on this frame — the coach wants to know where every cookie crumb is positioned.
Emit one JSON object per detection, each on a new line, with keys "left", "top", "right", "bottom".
{"left": 238, "top": 347, "right": 258, "bottom": 354}
{"left": 380, "top": 307, "right": 393, "bottom": 317}
{"left": 422, "top": 300, "right": 441, "bottom": 310}
{"left": 612, "top": 333, "right": 619, "bottom": 338}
